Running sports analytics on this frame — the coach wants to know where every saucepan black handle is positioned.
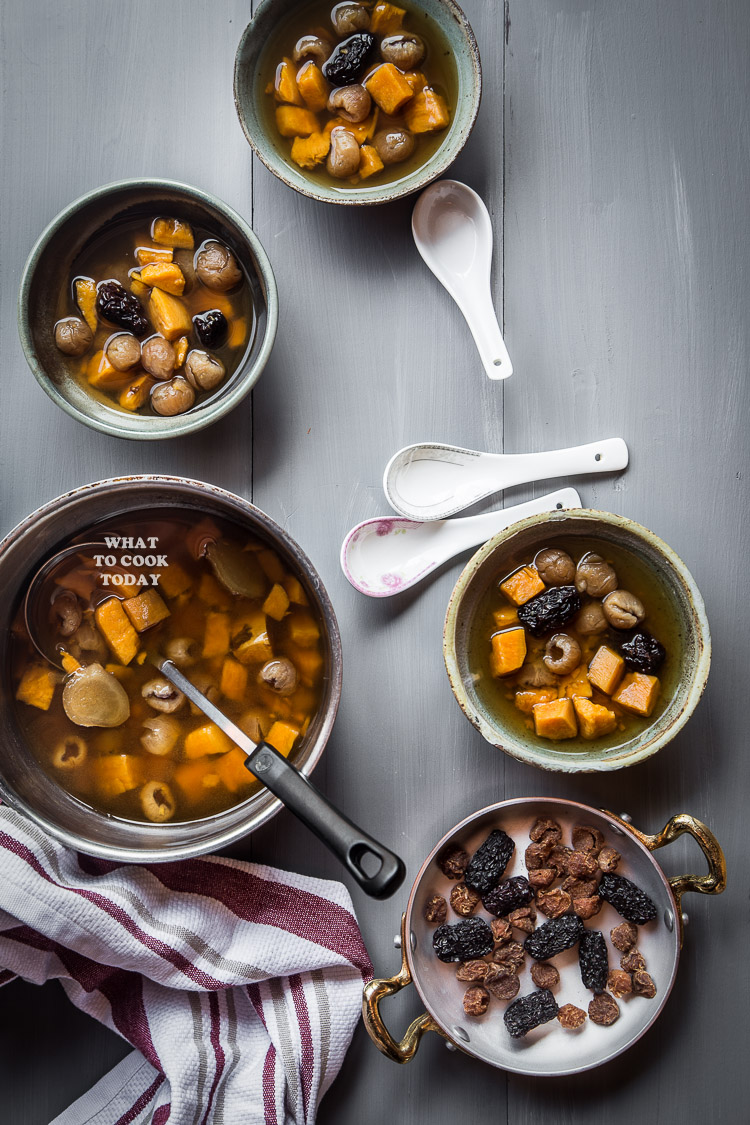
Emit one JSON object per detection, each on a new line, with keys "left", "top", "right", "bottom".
{"left": 248, "top": 742, "right": 406, "bottom": 899}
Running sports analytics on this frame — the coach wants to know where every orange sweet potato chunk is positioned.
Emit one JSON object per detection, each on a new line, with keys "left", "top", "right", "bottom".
{"left": 573, "top": 696, "right": 617, "bottom": 739}
{"left": 119, "top": 373, "right": 156, "bottom": 411}
{"left": 296, "top": 61, "right": 330, "bottom": 112}
{"left": 291, "top": 130, "right": 331, "bottom": 169}
{"left": 16, "top": 665, "right": 58, "bottom": 711}
{"left": 533, "top": 698, "right": 578, "bottom": 740}
{"left": 370, "top": 2, "right": 405, "bottom": 34}
{"left": 87, "top": 350, "right": 130, "bottom": 390}
{"left": 95, "top": 598, "right": 139, "bottom": 665}
{"left": 500, "top": 565, "right": 545, "bottom": 606}
{"left": 515, "top": 688, "right": 557, "bottom": 715}
{"left": 276, "top": 105, "right": 320, "bottom": 137}
{"left": 274, "top": 58, "right": 304, "bottom": 105}
{"left": 404, "top": 87, "right": 451, "bottom": 134}
{"left": 122, "top": 589, "right": 170, "bottom": 632}
{"left": 489, "top": 627, "right": 527, "bottom": 677}
{"left": 588, "top": 645, "right": 625, "bottom": 696}
{"left": 493, "top": 606, "right": 519, "bottom": 628}
{"left": 612, "top": 673, "right": 660, "bottom": 717}
{"left": 359, "top": 143, "right": 384, "bottom": 179}
{"left": 365, "top": 63, "right": 414, "bottom": 115}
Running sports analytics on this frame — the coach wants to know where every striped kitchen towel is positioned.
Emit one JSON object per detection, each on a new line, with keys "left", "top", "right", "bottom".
{"left": 0, "top": 805, "right": 372, "bottom": 1125}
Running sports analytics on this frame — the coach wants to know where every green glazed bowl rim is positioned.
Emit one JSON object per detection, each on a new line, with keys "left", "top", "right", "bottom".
{"left": 443, "top": 508, "right": 712, "bottom": 773}
{"left": 233, "top": 0, "right": 482, "bottom": 206}
{"left": 17, "top": 177, "right": 279, "bottom": 441}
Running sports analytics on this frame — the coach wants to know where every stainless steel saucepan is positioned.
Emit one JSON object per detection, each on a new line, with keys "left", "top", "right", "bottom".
{"left": 363, "top": 797, "right": 726, "bottom": 1075}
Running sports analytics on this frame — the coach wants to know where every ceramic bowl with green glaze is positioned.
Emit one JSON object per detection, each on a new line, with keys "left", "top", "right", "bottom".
{"left": 444, "top": 509, "right": 711, "bottom": 773}
{"left": 233, "top": 0, "right": 482, "bottom": 206}
{"left": 18, "top": 179, "right": 278, "bottom": 440}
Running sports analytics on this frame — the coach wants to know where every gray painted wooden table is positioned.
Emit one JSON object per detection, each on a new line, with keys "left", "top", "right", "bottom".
{"left": 1, "top": 1, "right": 747, "bottom": 1121}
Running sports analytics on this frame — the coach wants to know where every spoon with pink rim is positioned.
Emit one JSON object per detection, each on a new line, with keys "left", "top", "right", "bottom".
{"left": 340, "top": 488, "right": 582, "bottom": 598}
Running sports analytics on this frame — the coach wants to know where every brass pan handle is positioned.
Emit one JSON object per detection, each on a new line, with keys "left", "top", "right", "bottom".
{"left": 362, "top": 914, "right": 444, "bottom": 1063}
{"left": 605, "top": 811, "right": 727, "bottom": 946}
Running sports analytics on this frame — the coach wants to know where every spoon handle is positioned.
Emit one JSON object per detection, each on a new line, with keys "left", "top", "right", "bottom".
{"left": 461, "top": 285, "right": 513, "bottom": 381}
{"left": 445, "top": 487, "right": 583, "bottom": 555}
{"left": 153, "top": 657, "right": 405, "bottom": 899}
{"left": 490, "top": 438, "right": 629, "bottom": 490}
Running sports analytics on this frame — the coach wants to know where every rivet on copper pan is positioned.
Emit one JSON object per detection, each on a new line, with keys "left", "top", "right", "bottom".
{"left": 664, "top": 910, "right": 675, "bottom": 931}
{"left": 452, "top": 1027, "right": 470, "bottom": 1043}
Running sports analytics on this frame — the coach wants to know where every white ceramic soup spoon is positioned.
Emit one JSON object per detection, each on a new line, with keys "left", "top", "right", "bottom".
{"left": 383, "top": 437, "right": 628, "bottom": 522}
{"left": 340, "top": 488, "right": 581, "bottom": 598}
{"left": 412, "top": 179, "right": 512, "bottom": 380}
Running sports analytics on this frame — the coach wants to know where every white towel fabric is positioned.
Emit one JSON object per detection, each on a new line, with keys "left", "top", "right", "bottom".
{"left": 0, "top": 805, "right": 372, "bottom": 1125}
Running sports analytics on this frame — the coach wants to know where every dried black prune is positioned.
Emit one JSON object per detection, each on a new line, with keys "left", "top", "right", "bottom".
{"left": 579, "top": 928, "right": 609, "bottom": 992}
{"left": 620, "top": 631, "right": 666, "bottom": 674}
{"left": 322, "top": 32, "right": 375, "bottom": 84}
{"left": 482, "top": 875, "right": 533, "bottom": 917}
{"left": 524, "top": 915, "right": 585, "bottom": 961}
{"left": 464, "top": 829, "right": 514, "bottom": 896}
{"left": 432, "top": 917, "right": 494, "bottom": 963}
{"left": 96, "top": 280, "right": 149, "bottom": 337}
{"left": 598, "top": 873, "right": 657, "bottom": 925}
{"left": 517, "top": 586, "right": 582, "bottom": 638}
{"left": 193, "top": 309, "right": 228, "bottom": 348}
{"left": 503, "top": 989, "right": 559, "bottom": 1038}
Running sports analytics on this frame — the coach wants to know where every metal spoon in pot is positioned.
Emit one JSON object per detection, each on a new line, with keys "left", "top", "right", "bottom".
{"left": 341, "top": 488, "right": 582, "bottom": 598}
{"left": 384, "top": 438, "right": 628, "bottom": 522}
{"left": 412, "top": 179, "right": 512, "bottom": 380}
{"left": 22, "top": 549, "right": 406, "bottom": 899}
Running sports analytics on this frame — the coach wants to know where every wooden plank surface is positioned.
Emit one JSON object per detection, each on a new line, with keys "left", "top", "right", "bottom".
{"left": 0, "top": 0, "right": 747, "bottom": 1121}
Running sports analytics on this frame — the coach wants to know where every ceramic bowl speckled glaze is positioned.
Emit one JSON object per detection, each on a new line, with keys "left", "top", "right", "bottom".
{"left": 233, "top": 0, "right": 482, "bottom": 206}
{"left": 443, "top": 509, "right": 711, "bottom": 773}
{"left": 18, "top": 179, "right": 278, "bottom": 440}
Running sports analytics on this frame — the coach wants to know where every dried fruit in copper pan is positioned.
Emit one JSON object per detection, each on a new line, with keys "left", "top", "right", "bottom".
{"left": 632, "top": 970, "right": 657, "bottom": 998}
{"left": 464, "top": 828, "right": 515, "bottom": 896}
{"left": 573, "top": 895, "right": 602, "bottom": 920}
{"left": 588, "top": 992, "right": 620, "bottom": 1026}
{"left": 484, "top": 965, "right": 520, "bottom": 1000}
{"left": 529, "top": 816, "right": 562, "bottom": 844}
{"left": 598, "top": 846, "right": 621, "bottom": 872}
{"left": 450, "top": 882, "right": 481, "bottom": 917}
{"left": 607, "top": 969, "right": 633, "bottom": 998}
{"left": 491, "top": 918, "right": 513, "bottom": 944}
{"left": 535, "top": 888, "right": 571, "bottom": 918}
{"left": 517, "top": 585, "right": 582, "bottom": 638}
{"left": 598, "top": 872, "right": 657, "bottom": 924}
{"left": 558, "top": 1003, "right": 586, "bottom": 1030}
{"left": 579, "top": 929, "right": 609, "bottom": 993}
{"left": 621, "top": 950, "right": 647, "bottom": 973}
{"left": 508, "top": 904, "right": 536, "bottom": 933}
{"left": 572, "top": 824, "right": 605, "bottom": 854}
{"left": 529, "top": 867, "right": 556, "bottom": 889}
{"left": 433, "top": 917, "right": 494, "bottom": 963}
{"left": 482, "top": 875, "right": 534, "bottom": 917}
{"left": 610, "top": 922, "right": 638, "bottom": 952}
{"left": 423, "top": 894, "right": 447, "bottom": 924}
{"left": 437, "top": 844, "right": 469, "bottom": 880}
{"left": 456, "top": 960, "right": 488, "bottom": 982}
{"left": 490, "top": 940, "right": 525, "bottom": 970}
{"left": 524, "top": 914, "right": 585, "bottom": 961}
{"left": 463, "top": 984, "right": 490, "bottom": 1016}
{"left": 530, "top": 962, "right": 559, "bottom": 989}
{"left": 567, "top": 850, "right": 599, "bottom": 879}
{"left": 504, "top": 989, "right": 559, "bottom": 1038}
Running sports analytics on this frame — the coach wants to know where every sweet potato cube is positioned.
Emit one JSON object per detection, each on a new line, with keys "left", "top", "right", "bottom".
{"left": 365, "top": 63, "right": 414, "bottom": 115}
{"left": 266, "top": 721, "right": 301, "bottom": 757}
{"left": 291, "top": 130, "right": 331, "bottom": 169}
{"left": 174, "top": 759, "right": 222, "bottom": 804}
{"left": 325, "top": 117, "right": 371, "bottom": 144}
{"left": 359, "top": 143, "right": 384, "bottom": 179}
{"left": 404, "top": 87, "right": 451, "bottom": 134}
{"left": 220, "top": 657, "right": 248, "bottom": 703}
{"left": 588, "top": 645, "right": 625, "bottom": 696}
{"left": 275, "top": 105, "right": 320, "bottom": 137}
{"left": 123, "top": 589, "right": 170, "bottom": 633}
{"left": 174, "top": 336, "right": 189, "bottom": 367}
{"left": 184, "top": 723, "right": 234, "bottom": 759}
{"left": 92, "top": 754, "right": 145, "bottom": 798}
{"left": 283, "top": 575, "right": 309, "bottom": 605}
{"left": 130, "top": 277, "right": 150, "bottom": 300}
{"left": 402, "top": 70, "right": 427, "bottom": 92}
{"left": 274, "top": 57, "right": 304, "bottom": 105}
{"left": 287, "top": 611, "right": 320, "bottom": 649}
{"left": 203, "top": 612, "right": 231, "bottom": 658}
{"left": 493, "top": 606, "right": 519, "bottom": 628}
{"left": 87, "top": 350, "right": 130, "bottom": 390}
{"left": 263, "top": 583, "right": 290, "bottom": 622}
{"left": 158, "top": 562, "right": 192, "bottom": 599}
{"left": 136, "top": 245, "right": 173, "bottom": 266}
{"left": 560, "top": 664, "right": 593, "bottom": 699}
{"left": 198, "top": 573, "right": 231, "bottom": 611}
{"left": 573, "top": 696, "right": 617, "bottom": 739}
{"left": 74, "top": 277, "right": 98, "bottom": 334}
{"left": 290, "top": 645, "right": 324, "bottom": 686}
{"left": 232, "top": 612, "right": 273, "bottom": 665}
{"left": 612, "top": 673, "right": 660, "bottom": 717}
{"left": 152, "top": 218, "right": 194, "bottom": 249}
{"left": 500, "top": 565, "right": 545, "bottom": 606}
{"left": 533, "top": 698, "right": 578, "bottom": 740}
{"left": 95, "top": 598, "right": 139, "bottom": 665}
{"left": 137, "top": 262, "right": 186, "bottom": 295}
{"left": 16, "top": 665, "right": 58, "bottom": 711}
{"left": 118, "top": 373, "right": 155, "bottom": 411}
{"left": 370, "top": 2, "right": 405, "bottom": 34}
{"left": 257, "top": 549, "right": 286, "bottom": 584}
{"left": 489, "top": 627, "right": 527, "bottom": 677}
{"left": 216, "top": 747, "right": 260, "bottom": 793}
{"left": 515, "top": 688, "right": 557, "bottom": 715}
{"left": 148, "top": 287, "right": 192, "bottom": 340}
{"left": 296, "top": 61, "right": 330, "bottom": 112}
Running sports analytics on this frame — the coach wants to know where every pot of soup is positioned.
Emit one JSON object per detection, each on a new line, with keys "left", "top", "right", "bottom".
{"left": 0, "top": 476, "right": 401, "bottom": 894}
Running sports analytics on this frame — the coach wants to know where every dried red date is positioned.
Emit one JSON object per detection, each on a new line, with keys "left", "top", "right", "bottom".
{"left": 517, "top": 585, "right": 582, "bottom": 637}
{"left": 96, "top": 280, "right": 149, "bottom": 336}
{"left": 620, "top": 631, "right": 666, "bottom": 675}
{"left": 504, "top": 989, "right": 559, "bottom": 1038}
{"left": 433, "top": 917, "right": 494, "bottom": 963}
{"left": 530, "top": 962, "right": 559, "bottom": 989}
{"left": 450, "top": 883, "right": 481, "bottom": 917}
{"left": 483, "top": 876, "right": 534, "bottom": 917}
{"left": 598, "top": 873, "right": 657, "bottom": 924}
{"left": 423, "top": 894, "right": 447, "bottom": 924}
{"left": 579, "top": 929, "right": 609, "bottom": 993}
{"left": 610, "top": 922, "right": 638, "bottom": 952}
{"left": 524, "top": 915, "right": 584, "bottom": 960}
{"left": 464, "top": 829, "right": 515, "bottom": 895}
{"left": 588, "top": 992, "right": 620, "bottom": 1026}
